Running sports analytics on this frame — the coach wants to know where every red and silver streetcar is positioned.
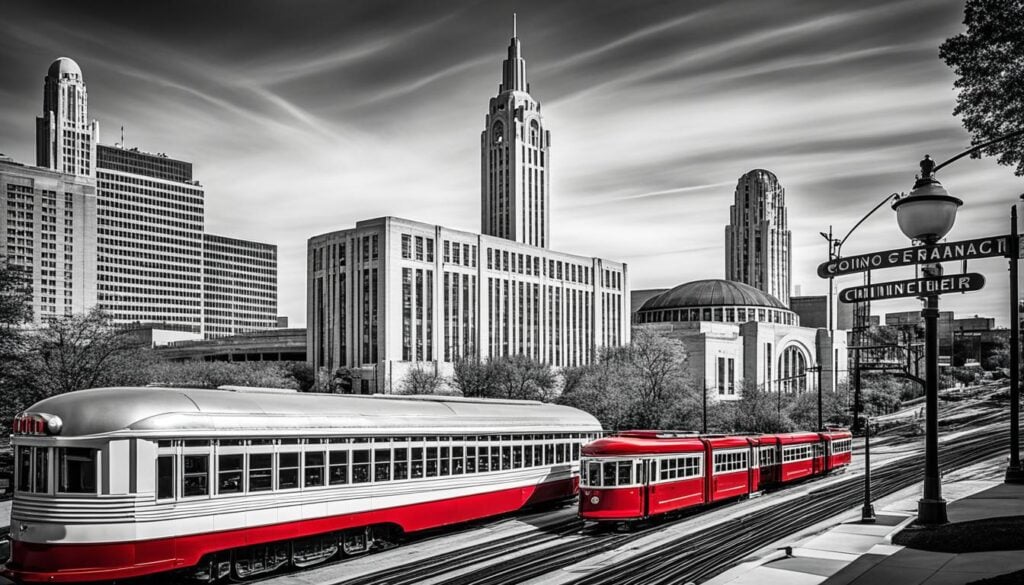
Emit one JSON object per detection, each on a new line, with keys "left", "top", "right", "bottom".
{"left": 4, "top": 386, "right": 602, "bottom": 583}
{"left": 579, "top": 429, "right": 852, "bottom": 523}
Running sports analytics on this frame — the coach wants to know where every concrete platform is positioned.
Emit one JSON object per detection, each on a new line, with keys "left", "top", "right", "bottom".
{"left": 706, "top": 476, "right": 1024, "bottom": 585}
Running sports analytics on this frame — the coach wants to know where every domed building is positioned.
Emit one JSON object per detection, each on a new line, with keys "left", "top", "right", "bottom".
{"left": 635, "top": 279, "right": 846, "bottom": 400}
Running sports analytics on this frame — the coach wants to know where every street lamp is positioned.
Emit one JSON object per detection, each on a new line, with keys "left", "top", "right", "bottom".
{"left": 891, "top": 154, "right": 963, "bottom": 526}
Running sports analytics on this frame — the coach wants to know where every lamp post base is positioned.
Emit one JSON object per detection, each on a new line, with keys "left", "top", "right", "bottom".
{"left": 1006, "top": 465, "right": 1024, "bottom": 484}
{"left": 861, "top": 503, "right": 876, "bottom": 523}
{"left": 917, "top": 498, "right": 948, "bottom": 525}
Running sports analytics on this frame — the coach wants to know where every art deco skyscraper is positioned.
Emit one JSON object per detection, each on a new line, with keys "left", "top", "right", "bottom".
{"left": 725, "top": 169, "right": 791, "bottom": 306}
{"left": 36, "top": 57, "right": 99, "bottom": 177}
{"left": 481, "top": 20, "right": 550, "bottom": 248}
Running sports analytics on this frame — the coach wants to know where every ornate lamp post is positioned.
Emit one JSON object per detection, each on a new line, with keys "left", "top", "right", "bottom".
{"left": 891, "top": 155, "right": 963, "bottom": 525}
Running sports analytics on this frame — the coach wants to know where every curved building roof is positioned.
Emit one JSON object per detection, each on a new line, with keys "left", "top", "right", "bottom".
{"left": 48, "top": 57, "right": 82, "bottom": 79}
{"left": 640, "top": 279, "right": 788, "bottom": 311}
{"left": 21, "top": 387, "right": 602, "bottom": 437}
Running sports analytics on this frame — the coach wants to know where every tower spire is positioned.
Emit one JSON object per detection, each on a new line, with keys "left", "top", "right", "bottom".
{"left": 500, "top": 16, "right": 527, "bottom": 93}
{"left": 513, "top": 13, "right": 517, "bottom": 38}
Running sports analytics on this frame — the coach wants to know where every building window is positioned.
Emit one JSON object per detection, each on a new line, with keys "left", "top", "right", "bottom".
{"left": 718, "top": 357, "right": 726, "bottom": 395}
{"left": 401, "top": 234, "right": 411, "bottom": 259}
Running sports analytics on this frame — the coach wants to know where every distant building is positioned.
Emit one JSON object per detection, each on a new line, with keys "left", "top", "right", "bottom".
{"left": 885, "top": 310, "right": 955, "bottom": 355}
{"left": 635, "top": 279, "right": 846, "bottom": 398}
{"left": 790, "top": 295, "right": 853, "bottom": 330}
{"left": 481, "top": 27, "right": 550, "bottom": 248}
{"left": 725, "top": 169, "right": 791, "bottom": 306}
{"left": 308, "top": 217, "right": 628, "bottom": 393}
{"left": 35, "top": 57, "right": 99, "bottom": 178}
{"left": 0, "top": 158, "right": 97, "bottom": 323}
{"left": 202, "top": 234, "right": 278, "bottom": 338}
{"left": 95, "top": 144, "right": 206, "bottom": 333}
{"left": 155, "top": 328, "right": 306, "bottom": 362}
{"left": 1, "top": 57, "right": 279, "bottom": 336}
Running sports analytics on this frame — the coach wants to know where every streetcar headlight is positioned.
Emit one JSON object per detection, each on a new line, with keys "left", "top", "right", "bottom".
{"left": 590, "top": 496, "right": 600, "bottom": 505}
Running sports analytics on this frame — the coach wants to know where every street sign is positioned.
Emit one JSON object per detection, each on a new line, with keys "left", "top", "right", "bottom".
{"left": 838, "top": 273, "right": 985, "bottom": 303}
{"left": 817, "top": 235, "right": 1012, "bottom": 278}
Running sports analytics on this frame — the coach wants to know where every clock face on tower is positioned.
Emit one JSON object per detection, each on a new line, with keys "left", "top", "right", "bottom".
{"left": 493, "top": 122, "right": 504, "bottom": 144}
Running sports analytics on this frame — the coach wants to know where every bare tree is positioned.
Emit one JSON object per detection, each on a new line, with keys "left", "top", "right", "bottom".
{"left": 491, "top": 355, "right": 556, "bottom": 401}
{"left": 399, "top": 364, "right": 445, "bottom": 395}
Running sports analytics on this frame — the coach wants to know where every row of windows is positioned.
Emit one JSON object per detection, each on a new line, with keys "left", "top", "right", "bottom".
{"left": 831, "top": 439, "right": 852, "bottom": 454}
{"left": 782, "top": 444, "right": 818, "bottom": 463}
{"left": 15, "top": 446, "right": 97, "bottom": 495}
{"left": 659, "top": 454, "right": 703, "bottom": 481}
{"left": 443, "top": 240, "right": 477, "bottom": 268}
{"left": 713, "top": 450, "right": 748, "bottom": 473}
{"left": 636, "top": 306, "right": 797, "bottom": 326}
{"left": 582, "top": 460, "right": 633, "bottom": 487}
{"left": 158, "top": 435, "right": 587, "bottom": 500}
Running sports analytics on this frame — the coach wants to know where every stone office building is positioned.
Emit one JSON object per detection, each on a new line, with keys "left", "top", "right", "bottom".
{"left": 308, "top": 29, "right": 630, "bottom": 392}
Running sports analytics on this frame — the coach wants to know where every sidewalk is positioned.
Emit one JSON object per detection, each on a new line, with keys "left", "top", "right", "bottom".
{"left": 706, "top": 473, "right": 1024, "bottom": 585}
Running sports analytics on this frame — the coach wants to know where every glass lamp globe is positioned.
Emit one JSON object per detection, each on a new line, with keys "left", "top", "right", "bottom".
{"left": 892, "top": 158, "right": 962, "bottom": 243}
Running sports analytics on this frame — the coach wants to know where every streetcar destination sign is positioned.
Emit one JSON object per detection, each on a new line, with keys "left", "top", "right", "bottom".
{"left": 838, "top": 273, "right": 985, "bottom": 303}
{"left": 817, "top": 235, "right": 1012, "bottom": 278}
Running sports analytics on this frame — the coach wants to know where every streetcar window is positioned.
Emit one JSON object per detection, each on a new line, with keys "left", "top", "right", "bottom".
{"left": 617, "top": 461, "right": 631, "bottom": 485}
{"left": 33, "top": 447, "right": 48, "bottom": 493}
{"left": 218, "top": 454, "right": 243, "bottom": 494}
{"left": 452, "top": 447, "right": 464, "bottom": 475}
{"left": 523, "top": 445, "right": 532, "bottom": 467}
{"left": 249, "top": 453, "right": 273, "bottom": 491}
{"left": 512, "top": 446, "right": 523, "bottom": 468}
{"left": 157, "top": 440, "right": 173, "bottom": 448}
{"left": 544, "top": 444, "right": 554, "bottom": 465}
{"left": 219, "top": 439, "right": 243, "bottom": 447}
{"left": 602, "top": 462, "right": 617, "bottom": 486}
{"left": 394, "top": 448, "right": 409, "bottom": 480}
{"left": 351, "top": 450, "right": 370, "bottom": 483}
{"left": 572, "top": 443, "right": 580, "bottom": 461}
{"left": 532, "top": 445, "right": 543, "bottom": 467}
{"left": 157, "top": 455, "right": 174, "bottom": 499}
{"left": 183, "top": 455, "right": 209, "bottom": 497}
{"left": 465, "top": 446, "right": 476, "bottom": 473}
{"left": 556, "top": 444, "right": 565, "bottom": 464}
{"left": 17, "top": 447, "right": 31, "bottom": 492}
{"left": 426, "top": 447, "right": 438, "bottom": 477}
{"left": 586, "top": 462, "right": 601, "bottom": 486}
{"left": 280, "top": 438, "right": 299, "bottom": 445}
{"left": 490, "top": 445, "right": 500, "bottom": 471}
{"left": 278, "top": 453, "right": 299, "bottom": 489}
{"left": 329, "top": 451, "right": 348, "bottom": 485}
{"left": 440, "top": 447, "right": 450, "bottom": 476}
{"left": 411, "top": 447, "right": 424, "bottom": 479}
{"left": 184, "top": 440, "right": 209, "bottom": 447}
{"left": 501, "top": 446, "right": 511, "bottom": 470}
{"left": 304, "top": 452, "right": 325, "bottom": 488}
{"left": 478, "top": 446, "right": 489, "bottom": 472}
{"left": 374, "top": 449, "right": 391, "bottom": 482}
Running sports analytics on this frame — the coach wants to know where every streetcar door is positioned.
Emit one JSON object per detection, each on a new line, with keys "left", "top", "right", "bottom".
{"left": 638, "top": 458, "right": 650, "bottom": 518}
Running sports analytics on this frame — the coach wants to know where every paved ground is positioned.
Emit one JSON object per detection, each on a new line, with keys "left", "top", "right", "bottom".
{"left": 705, "top": 463, "right": 1024, "bottom": 585}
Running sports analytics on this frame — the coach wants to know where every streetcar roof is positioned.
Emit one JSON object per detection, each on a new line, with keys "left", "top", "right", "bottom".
{"left": 19, "top": 387, "right": 603, "bottom": 438}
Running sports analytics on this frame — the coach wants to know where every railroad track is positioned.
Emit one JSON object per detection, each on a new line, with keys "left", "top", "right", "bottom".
{"left": 568, "top": 427, "right": 1011, "bottom": 585}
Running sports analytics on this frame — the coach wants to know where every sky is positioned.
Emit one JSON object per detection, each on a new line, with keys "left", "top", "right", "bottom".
{"left": 0, "top": 0, "right": 1021, "bottom": 328}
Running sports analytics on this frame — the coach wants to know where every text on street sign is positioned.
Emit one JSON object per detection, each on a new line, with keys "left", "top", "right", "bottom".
{"left": 817, "top": 235, "right": 1011, "bottom": 278}
{"left": 838, "top": 273, "right": 985, "bottom": 303}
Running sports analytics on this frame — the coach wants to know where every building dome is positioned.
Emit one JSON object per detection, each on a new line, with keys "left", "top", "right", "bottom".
{"left": 642, "top": 279, "right": 787, "bottom": 311}
{"left": 47, "top": 57, "right": 82, "bottom": 79}
{"left": 637, "top": 279, "right": 797, "bottom": 326}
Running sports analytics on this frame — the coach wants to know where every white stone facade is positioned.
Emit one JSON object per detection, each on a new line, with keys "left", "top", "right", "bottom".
{"left": 308, "top": 218, "right": 630, "bottom": 393}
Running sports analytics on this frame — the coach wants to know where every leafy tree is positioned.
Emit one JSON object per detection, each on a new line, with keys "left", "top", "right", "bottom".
{"left": 557, "top": 350, "right": 635, "bottom": 430}
{"left": 732, "top": 380, "right": 793, "bottom": 433}
{"left": 399, "top": 364, "right": 445, "bottom": 395}
{"left": 940, "top": 0, "right": 1024, "bottom": 175}
{"left": 144, "top": 360, "right": 304, "bottom": 390}
{"left": 627, "top": 329, "right": 692, "bottom": 429}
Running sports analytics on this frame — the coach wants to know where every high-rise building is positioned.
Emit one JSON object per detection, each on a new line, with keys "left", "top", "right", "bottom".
{"left": 308, "top": 218, "right": 628, "bottom": 393}
{"left": 203, "top": 233, "right": 278, "bottom": 337}
{"left": 309, "top": 29, "right": 629, "bottom": 393}
{"left": 725, "top": 169, "right": 791, "bottom": 306}
{"left": 95, "top": 144, "right": 205, "bottom": 333}
{"left": 481, "top": 23, "right": 550, "bottom": 248}
{"left": 2, "top": 57, "right": 280, "bottom": 338}
{"left": 0, "top": 157, "right": 97, "bottom": 324}
{"left": 35, "top": 57, "right": 99, "bottom": 178}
